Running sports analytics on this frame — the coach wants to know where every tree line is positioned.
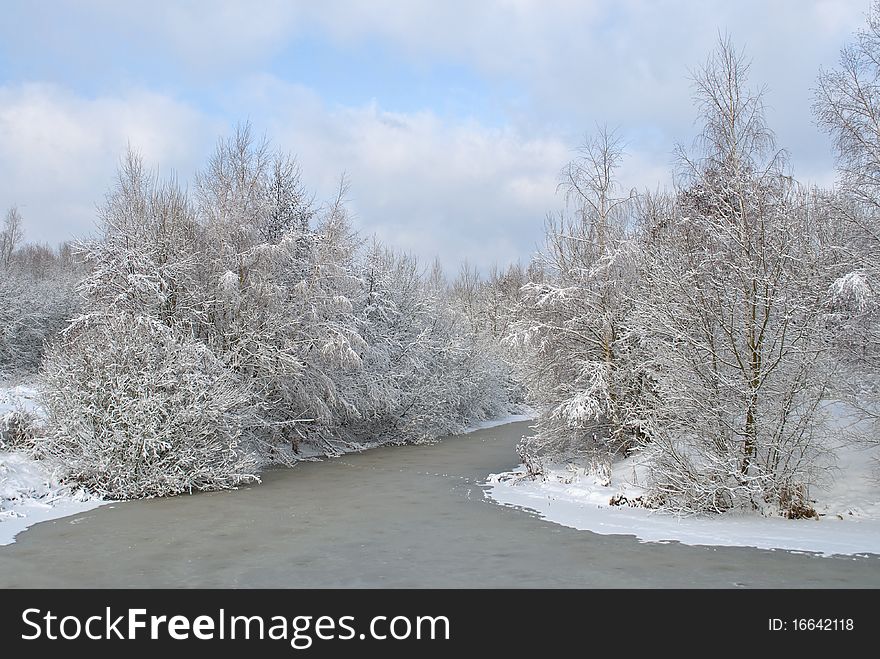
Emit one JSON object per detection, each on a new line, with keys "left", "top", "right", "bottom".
{"left": 1, "top": 126, "right": 523, "bottom": 498}
{"left": 2, "top": 16, "right": 880, "bottom": 515}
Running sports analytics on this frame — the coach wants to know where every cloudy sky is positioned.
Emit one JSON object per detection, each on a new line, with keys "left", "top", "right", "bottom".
{"left": 0, "top": 0, "right": 869, "bottom": 270}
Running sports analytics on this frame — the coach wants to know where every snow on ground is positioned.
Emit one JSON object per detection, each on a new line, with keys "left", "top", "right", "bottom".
{"left": 0, "top": 381, "right": 42, "bottom": 417}
{"left": 1, "top": 381, "right": 104, "bottom": 546}
{"left": 0, "top": 451, "right": 103, "bottom": 546}
{"left": 485, "top": 438, "right": 880, "bottom": 557}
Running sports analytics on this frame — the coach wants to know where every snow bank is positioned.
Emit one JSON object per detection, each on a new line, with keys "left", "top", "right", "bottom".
{"left": 0, "top": 382, "right": 104, "bottom": 546}
{"left": 485, "top": 442, "right": 880, "bottom": 557}
{"left": 0, "top": 451, "right": 104, "bottom": 545}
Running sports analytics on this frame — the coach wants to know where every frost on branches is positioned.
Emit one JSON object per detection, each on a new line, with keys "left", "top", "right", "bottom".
{"left": 32, "top": 123, "right": 519, "bottom": 499}
{"left": 0, "top": 207, "right": 80, "bottom": 375}
{"left": 41, "top": 312, "right": 258, "bottom": 499}
{"left": 508, "top": 39, "right": 852, "bottom": 516}
{"left": 505, "top": 128, "right": 644, "bottom": 472}
{"left": 634, "top": 42, "right": 835, "bottom": 514}
{"left": 816, "top": 5, "right": 880, "bottom": 436}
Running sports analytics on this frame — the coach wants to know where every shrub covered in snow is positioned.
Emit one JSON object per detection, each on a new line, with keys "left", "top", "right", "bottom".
{"left": 0, "top": 409, "right": 39, "bottom": 453}
{"left": 40, "top": 312, "right": 258, "bottom": 499}
{"left": 334, "top": 245, "right": 517, "bottom": 446}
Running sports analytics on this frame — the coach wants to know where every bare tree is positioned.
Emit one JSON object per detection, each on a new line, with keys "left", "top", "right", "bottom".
{"left": 452, "top": 261, "right": 483, "bottom": 335}
{"left": 815, "top": 1, "right": 880, "bottom": 214}
{"left": 0, "top": 205, "right": 24, "bottom": 268}
{"left": 485, "top": 262, "right": 525, "bottom": 339}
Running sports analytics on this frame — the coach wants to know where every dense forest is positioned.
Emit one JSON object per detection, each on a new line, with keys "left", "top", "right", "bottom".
{"left": 2, "top": 22, "right": 880, "bottom": 517}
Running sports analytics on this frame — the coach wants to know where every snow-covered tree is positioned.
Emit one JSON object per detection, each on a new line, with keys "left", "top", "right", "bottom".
{"left": 634, "top": 38, "right": 835, "bottom": 514}
{"left": 506, "top": 127, "right": 640, "bottom": 464}
{"left": 0, "top": 270, "right": 79, "bottom": 374}
{"left": 339, "top": 243, "right": 514, "bottom": 445}
{"left": 484, "top": 262, "right": 526, "bottom": 340}
{"left": 194, "top": 130, "right": 365, "bottom": 459}
{"left": 78, "top": 150, "right": 203, "bottom": 327}
{"left": 0, "top": 209, "right": 80, "bottom": 374}
{"left": 815, "top": 6, "right": 880, "bottom": 433}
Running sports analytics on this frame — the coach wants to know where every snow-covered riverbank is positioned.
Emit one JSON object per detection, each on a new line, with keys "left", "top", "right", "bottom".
{"left": 0, "top": 451, "right": 104, "bottom": 546}
{"left": 1, "top": 383, "right": 104, "bottom": 545}
{"left": 485, "top": 440, "right": 880, "bottom": 557}
{"left": 1, "top": 379, "right": 532, "bottom": 546}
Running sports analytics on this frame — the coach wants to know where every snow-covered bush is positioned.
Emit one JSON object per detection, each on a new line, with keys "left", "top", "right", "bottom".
{"left": 37, "top": 151, "right": 262, "bottom": 498}
{"left": 0, "top": 409, "right": 38, "bottom": 453}
{"left": 815, "top": 7, "right": 880, "bottom": 445}
{"left": 40, "top": 312, "right": 257, "bottom": 499}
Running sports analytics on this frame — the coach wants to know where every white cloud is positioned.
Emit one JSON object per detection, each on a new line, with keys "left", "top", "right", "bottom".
{"left": 0, "top": 1, "right": 872, "bottom": 266}
{"left": 288, "top": 0, "right": 864, "bottom": 186}
{"left": 227, "top": 74, "right": 698, "bottom": 270}
{"left": 0, "top": 79, "right": 574, "bottom": 268}
{"left": 220, "top": 76, "right": 575, "bottom": 269}
{"left": 0, "top": 84, "right": 221, "bottom": 244}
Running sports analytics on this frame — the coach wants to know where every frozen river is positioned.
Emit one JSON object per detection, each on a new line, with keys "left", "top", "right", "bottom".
{"left": 0, "top": 420, "right": 877, "bottom": 587}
